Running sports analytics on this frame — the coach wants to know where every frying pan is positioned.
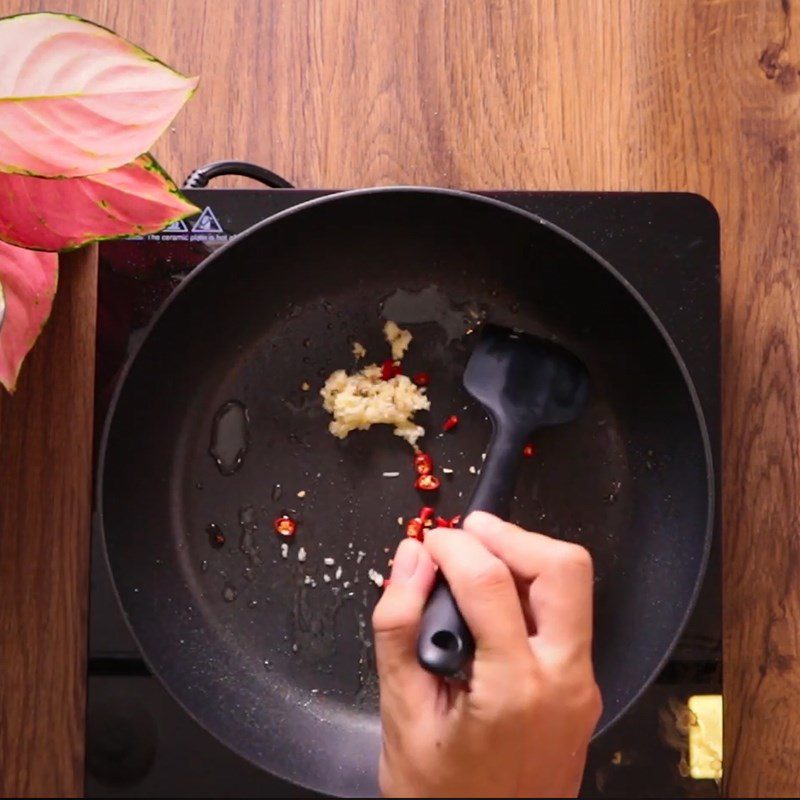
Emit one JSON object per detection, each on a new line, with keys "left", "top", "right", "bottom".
{"left": 99, "top": 187, "right": 713, "bottom": 797}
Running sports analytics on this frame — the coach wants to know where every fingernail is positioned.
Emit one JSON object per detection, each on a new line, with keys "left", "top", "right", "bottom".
{"left": 391, "top": 538, "right": 420, "bottom": 582}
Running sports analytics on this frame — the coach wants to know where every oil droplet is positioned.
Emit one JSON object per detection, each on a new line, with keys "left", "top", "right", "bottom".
{"left": 321, "top": 300, "right": 334, "bottom": 313}
{"left": 209, "top": 400, "right": 249, "bottom": 476}
{"left": 302, "top": 337, "right": 313, "bottom": 348}
{"left": 200, "top": 559, "right": 209, "bottom": 573}
{"left": 271, "top": 483, "right": 283, "bottom": 501}
{"left": 207, "top": 523, "right": 226, "bottom": 549}
{"left": 195, "top": 481, "right": 203, "bottom": 490}
{"left": 247, "top": 599, "right": 258, "bottom": 608}
{"left": 238, "top": 505, "right": 263, "bottom": 566}
{"left": 222, "top": 583, "right": 237, "bottom": 602}
{"left": 263, "top": 659, "right": 272, "bottom": 670}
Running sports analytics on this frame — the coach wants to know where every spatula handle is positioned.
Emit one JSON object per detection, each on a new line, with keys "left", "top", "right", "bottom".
{"left": 417, "top": 423, "right": 524, "bottom": 676}
{"left": 417, "top": 574, "right": 475, "bottom": 675}
{"left": 463, "top": 423, "right": 525, "bottom": 520}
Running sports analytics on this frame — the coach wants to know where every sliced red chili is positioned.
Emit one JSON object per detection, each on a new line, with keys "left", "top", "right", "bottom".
{"left": 435, "top": 515, "right": 453, "bottom": 528}
{"left": 380, "top": 359, "right": 402, "bottom": 380}
{"left": 273, "top": 515, "right": 297, "bottom": 537}
{"left": 414, "top": 452, "right": 433, "bottom": 475}
{"left": 415, "top": 474, "right": 441, "bottom": 491}
{"left": 406, "top": 517, "right": 424, "bottom": 540}
{"left": 419, "top": 506, "right": 435, "bottom": 523}
{"left": 523, "top": 443, "right": 537, "bottom": 457}
{"left": 442, "top": 414, "right": 459, "bottom": 431}
{"left": 449, "top": 514, "right": 462, "bottom": 527}
{"left": 412, "top": 372, "right": 430, "bottom": 387}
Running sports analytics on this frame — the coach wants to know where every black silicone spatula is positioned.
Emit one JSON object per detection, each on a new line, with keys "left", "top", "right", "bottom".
{"left": 417, "top": 324, "right": 590, "bottom": 676}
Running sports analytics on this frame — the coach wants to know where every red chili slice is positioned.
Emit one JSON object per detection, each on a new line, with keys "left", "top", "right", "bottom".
{"left": 435, "top": 516, "right": 453, "bottom": 528}
{"left": 442, "top": 414, "right": 459, "bottom": 431}
{"left": 419, "top": 506, "right": 435, "bottom": 523}
{"left": 413, "top": 372, "right": 430, "bottom": 387}
{"left": 380, "top": 359, "right": 402, "bottom": 380}
{"left": 273, "top": 515, "right": 297, "bottom": 537}
{"left": 449, "top": 515, "right": 462, "bottom": 527}
{"left": 414, "top": 452, "right": 433, "bottom": 476}
{"left": 523, "top": 443, "right": 537, "bottom": 457}
{"left": 415, "top": 474, "right": 441, "bottom": 491}
{"left": 406, "top": 517, "right": 424, "bottom": 540}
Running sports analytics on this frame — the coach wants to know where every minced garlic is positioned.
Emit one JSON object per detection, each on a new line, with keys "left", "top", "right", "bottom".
{"left": 321, "top": 321, "right": 428, "bottom": 447}
{"left": 383, "top": 320, "right": 412, "bottom": 361}
{"left": 352, "top": 341, "right": 366, "bottom": 359}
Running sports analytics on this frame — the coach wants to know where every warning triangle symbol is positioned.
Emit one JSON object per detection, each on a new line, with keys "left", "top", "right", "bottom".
{"left": 162, "top": 218, "right": 189, "bottom": 233}
{"left": 191, "top": 206, "right": 223, "bottom": 233}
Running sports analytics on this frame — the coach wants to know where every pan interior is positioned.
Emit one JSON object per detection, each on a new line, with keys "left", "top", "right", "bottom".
{"left": 101, "top": 189, "right": 711, "bottom": 796}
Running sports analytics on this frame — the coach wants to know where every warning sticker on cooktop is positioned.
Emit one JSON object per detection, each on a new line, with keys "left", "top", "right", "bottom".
{"left": 129, "top": 206, "right": 232, "bottom": 243}
{"left": 191, "top": 207, "right": 223, "bottom": 233}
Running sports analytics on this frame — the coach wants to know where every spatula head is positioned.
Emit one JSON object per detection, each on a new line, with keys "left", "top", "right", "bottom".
{"left": 463, "top": 324, "right": 589, "bottom": 435}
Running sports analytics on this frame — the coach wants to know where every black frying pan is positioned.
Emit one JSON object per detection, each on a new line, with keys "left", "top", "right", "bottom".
{"left": 99, "top": 187, "right": 713, "bottom": 797}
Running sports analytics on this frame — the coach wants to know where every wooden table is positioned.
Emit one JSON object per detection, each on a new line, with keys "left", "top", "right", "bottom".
{"left": 0, "top": 1, "right": 795, "bottom": 795}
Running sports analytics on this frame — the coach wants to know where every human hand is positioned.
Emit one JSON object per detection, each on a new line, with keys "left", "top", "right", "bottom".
{"left": 372, "top": 511, "right": 601, "bottom": 798}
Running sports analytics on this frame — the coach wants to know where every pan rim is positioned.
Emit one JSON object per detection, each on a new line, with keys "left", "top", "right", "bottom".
{"left": 97, "top": 185, "right": 715, "bottom": 794}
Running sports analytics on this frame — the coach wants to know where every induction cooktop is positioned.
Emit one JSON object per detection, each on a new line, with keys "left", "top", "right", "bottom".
{"left": 87, "top": 184, "right": 721, "bottom": 798}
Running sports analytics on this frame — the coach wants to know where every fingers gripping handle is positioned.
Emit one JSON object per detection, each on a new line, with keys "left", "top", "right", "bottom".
{"left": 417, "top": 423, "right": 522, "bottom": 676}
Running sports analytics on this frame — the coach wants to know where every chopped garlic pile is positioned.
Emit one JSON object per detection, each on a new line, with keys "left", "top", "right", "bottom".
{"left": 383, "top": 320, "right": 412, "bottom": 361}
{"left": 320, "top": 321, "right": 429, "bottom": 447}
{"left": 321, "top": 365, "right": 429, "bottom": 446}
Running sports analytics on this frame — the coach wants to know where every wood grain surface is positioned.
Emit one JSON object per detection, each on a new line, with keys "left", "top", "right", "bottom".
{"left": 0, "top": 0, "right": 797, "bottom": 795}
{"left": 0, "top": 246, "right": 97, "bottom": 796}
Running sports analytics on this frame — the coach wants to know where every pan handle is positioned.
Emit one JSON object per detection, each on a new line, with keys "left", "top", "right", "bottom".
{"left": 417, "top": 422, "right": 523, "bottom": 676}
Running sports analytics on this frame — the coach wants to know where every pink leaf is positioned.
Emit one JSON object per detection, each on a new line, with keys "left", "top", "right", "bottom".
{"left": 0, "top": 13, "right": 198, "bottom": 177}
{"left": 0, "top": 241, "right": 58, "bottom": 392}
{"left": 0, "top": 154, "right": 200, "bottom": 251}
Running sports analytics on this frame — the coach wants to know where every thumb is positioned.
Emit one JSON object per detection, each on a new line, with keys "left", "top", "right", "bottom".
{"left": 372, "top": 537, "right": 437, "bottom": 699}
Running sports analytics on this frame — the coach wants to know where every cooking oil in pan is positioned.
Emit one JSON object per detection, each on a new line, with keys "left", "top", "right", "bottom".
{"left": 206, "top": 522, "right": 226, "bottom": 549}
{"left": 222, "top": 583, "right": 237, "bottom": 602}
{"left": 379, "top": 285, "right": 487, "bottom": 343}
{"left": 209, "top": 399, "right": 249, "bottom": 475}
{"left": 237, "top": 505, "right": 263, "bottom": 566}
